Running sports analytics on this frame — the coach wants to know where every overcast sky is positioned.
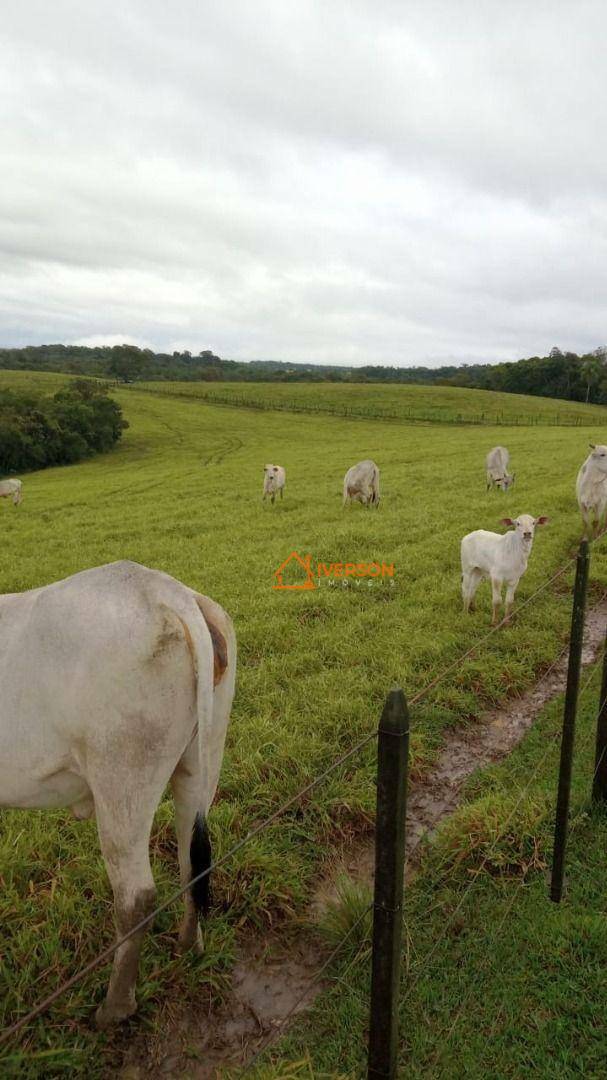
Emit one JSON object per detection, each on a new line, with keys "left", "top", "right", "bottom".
{"left": 2, "top": 1, "right": 606, "bottom": 367}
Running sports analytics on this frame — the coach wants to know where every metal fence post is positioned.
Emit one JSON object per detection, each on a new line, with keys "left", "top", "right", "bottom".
{"left": 592, "top": 626, "right": 607, "bottom": 803}
{"left": 550, "top": 540, "right": 590, "bottom": 902}
{"left": 368, "top": 689, "right": 409, "bottom": 1080}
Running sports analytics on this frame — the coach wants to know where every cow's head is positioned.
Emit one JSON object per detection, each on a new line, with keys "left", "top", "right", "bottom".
{"left": 497, "top": 473, "right": 515, "bottom": 491}
{"left": 589, "top": 444, "right": 607, "bottom": 474}
{"left": 501, "top": 514, "right": 548, "bottom": 543}
{"left": 264, "top": 464, "right": 278, "bottom": 488}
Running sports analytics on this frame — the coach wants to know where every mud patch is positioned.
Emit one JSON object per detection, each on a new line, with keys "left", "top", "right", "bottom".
{"left": 116, "top": 937, "right": 322, "bottom": 1078}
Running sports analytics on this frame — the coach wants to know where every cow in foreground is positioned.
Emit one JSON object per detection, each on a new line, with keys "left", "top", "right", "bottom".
{"left": 485, "top": 447, "right": 514, "bottom": 491}
{"left": 0, "top": 478, "right": 22, "bottom": 506}
{"left": 576, "top": 444, "right": 607, "bottom": 538}
{"left": 461, "top": 515, "right": 548, "bottom": 625}
{"left": 343, "top": 460, "right": 380, "bottom": 507}
{"left": 0, "top": 561, "right": 236, "bottom": 1027}
{"left": 262, "top": 464, "right": 286, "bottom": 504}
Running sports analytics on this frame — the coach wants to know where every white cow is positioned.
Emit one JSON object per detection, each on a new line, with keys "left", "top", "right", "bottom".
{"left": 485, "top": 447, "right": 514, "bottom": 491}
{"left": 576, "top": 444, "right": 607, "bottom": 538}
{"left": 343, "top": 460, "right": 380, "bottom": 508}
{"left": 0, "top": 561, "right": 236, "bottom": 1027}
{"left": 262, "top": 464, "right": 286, "bottom": 504}
{"left": 0, "top": 478, "right": 22, "bottom": 505}
{"left": 461, "top": 514, "right": 548, "bottom": 625}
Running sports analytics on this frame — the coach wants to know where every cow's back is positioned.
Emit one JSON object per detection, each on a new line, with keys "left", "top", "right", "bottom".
{"left": 0, "top": 562, "right": 206, "bottom": 804}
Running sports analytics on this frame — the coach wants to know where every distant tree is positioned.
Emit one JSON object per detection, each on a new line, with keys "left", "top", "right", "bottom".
{"left": 107, "top": 345, "right": 146, "bottom": 383}
{"left": 549, "top": 346, "right": 563, "bottom": 358}
{"left": 581, "top": 354, "right": 606, "bottom": 402}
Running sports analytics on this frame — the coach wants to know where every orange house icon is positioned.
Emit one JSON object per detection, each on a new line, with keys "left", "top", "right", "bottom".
{"left": 273, "top": 551, "right": 316, "bottom": 590}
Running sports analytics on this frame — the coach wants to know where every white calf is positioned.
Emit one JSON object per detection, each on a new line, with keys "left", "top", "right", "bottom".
{"left": 485, "top": 447, "right": 514, "bottom": 491}
{"left": 262, "top": 464, "right": 286, "bottom": 504}
{"left": 461, "top": 515, "right": 548, "bottom": 625}
{"left": 343, "top": 460, "right": 380, "bottom": 507}
{"left": 0, "top": 561, "right": 236, "bottom": 1027}
{"left": 576, "top": 444, "right": 607, "bottom": 538}
{"left": 0, "top": 478, "right": 22, "bottom": 505}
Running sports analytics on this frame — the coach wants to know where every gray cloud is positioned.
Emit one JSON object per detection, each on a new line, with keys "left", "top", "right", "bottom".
{"left": 1, "top": 1, "right": 606, "bottom": 365}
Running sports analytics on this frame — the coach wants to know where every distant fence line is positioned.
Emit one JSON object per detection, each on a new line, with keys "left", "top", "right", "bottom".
{"left": 128, "top": 384, "right": 594, "bottom": 428}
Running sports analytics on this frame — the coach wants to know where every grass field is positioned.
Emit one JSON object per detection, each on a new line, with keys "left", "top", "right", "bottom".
{"left": 267, "top": 663, "right": 607, "bottom": 1079}
{"left": 137, "top": 379, "right": 607, "bottom": 426}
{"left": 1, "top": 371, "right": 607, "bottom": 1076}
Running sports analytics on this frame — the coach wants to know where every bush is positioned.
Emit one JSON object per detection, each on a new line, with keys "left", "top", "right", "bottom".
{"left": 0, "top": 380, "right": 128, "bottom": 474}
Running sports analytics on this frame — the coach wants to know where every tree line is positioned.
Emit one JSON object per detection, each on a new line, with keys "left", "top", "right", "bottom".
{"left": 1, "top": 343, "right": 607, "bottom": 404}
{"left": 0, "top": 380, "right": 128, "bottom": 474}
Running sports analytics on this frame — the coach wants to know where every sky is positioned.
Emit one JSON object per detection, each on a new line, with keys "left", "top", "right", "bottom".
{"left": 1, "top": 1, "right": 606, "bottom": 367}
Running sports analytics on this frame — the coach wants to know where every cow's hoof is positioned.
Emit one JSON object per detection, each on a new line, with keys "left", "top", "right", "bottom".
{"left": 95, "top": 997, "right": 137, "bottom": 1029}
{"left": 177, "top": 925, "right": 203, "bottom": 956}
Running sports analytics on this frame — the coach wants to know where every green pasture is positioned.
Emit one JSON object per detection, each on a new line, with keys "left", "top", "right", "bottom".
{"left": 137, "top": 378, "right": 607, "bottom": 426}
{"left": 1, "top": 371, "right": 607, "bottom": 1075}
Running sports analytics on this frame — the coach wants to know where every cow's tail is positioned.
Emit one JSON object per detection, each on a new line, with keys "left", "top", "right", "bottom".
{"left": 372, "top": 465, "right": 380, "bottom": 507}
{"left": 185, "top": 594, "right": 235, "bottom": 918}
{"left": 190, "top": 812, "right": 212, "bottom": 916}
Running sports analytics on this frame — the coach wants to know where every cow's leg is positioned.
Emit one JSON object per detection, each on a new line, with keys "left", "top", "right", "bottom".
{"left": 171, "top": 741, "right": 207, "bottom": 955}
{"left": 280, "top": 486, "right": 283, "bottom": 499}
{"left": 503, "top": 581, "right": 517, "bottom": 624}
{"left": 271, "top": 491, "right": 275, "bottom": 504}
{"left": 580, "top": 504, "right": 592, "bottom": 539}
{"left": 462, "top": 568, "right": 482, "bottom": 613}
{"left": 490, "top": 577, "right": 503, "bottom": 625}
{"left": 94, "top": 796, "right": 157, "bottom": 1028}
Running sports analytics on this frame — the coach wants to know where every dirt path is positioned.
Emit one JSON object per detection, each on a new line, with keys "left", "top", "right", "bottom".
{"left": 117, "top": 599, "right": 607, "bottom": 1079}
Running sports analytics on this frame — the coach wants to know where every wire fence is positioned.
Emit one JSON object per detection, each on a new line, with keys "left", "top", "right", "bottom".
{"left": 428, "top": 659, "right": 607, "bottom": 1072}
{"left": 131, "top": 383, "right": 598, "bottom": 429}
{"left": 2, "top": 541, "right": 607, "bottom": 1071}
{"left": 243, "top": 646, "right": 607, "bottom": 1073}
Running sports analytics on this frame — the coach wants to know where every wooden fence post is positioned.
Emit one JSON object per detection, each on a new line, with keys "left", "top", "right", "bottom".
{"left": 368, "top": 689, "right": 409, "bottom": 1079}
{"left": 592, "top": 625, "right": 607, "bottom": 803}
{"left": 550, "top": 540, "right": 590, "bottom": 902}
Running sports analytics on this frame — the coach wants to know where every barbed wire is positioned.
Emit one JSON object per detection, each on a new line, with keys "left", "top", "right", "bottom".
{"left": 428, "top": 658, "right": 606, "bottom": 1068}
{"left": 399, "top": 608, "right": 607, "bottom": 1010}
{"left": 0, "top": 543, "right": 597, "bottom": 1046}
{"left": 483, "top": 712, "right": 607, "bottom": 1052}
{"left": 245, "top": 615, "right": 607, "bottom": 1076}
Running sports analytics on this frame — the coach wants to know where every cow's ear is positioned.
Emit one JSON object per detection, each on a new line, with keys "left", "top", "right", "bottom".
{"left": 535, "top": 516, "right": 549, "bottom": 526}
{"left": 500, "top": 517, "right": 515, "bottom": 527}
